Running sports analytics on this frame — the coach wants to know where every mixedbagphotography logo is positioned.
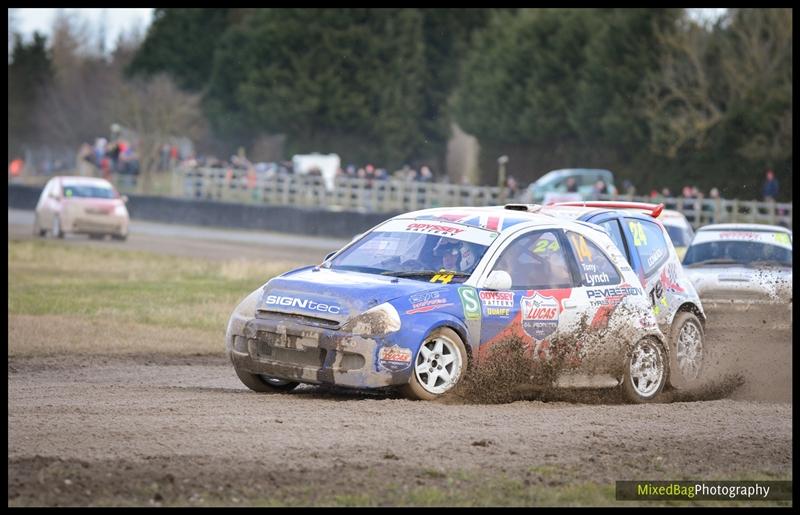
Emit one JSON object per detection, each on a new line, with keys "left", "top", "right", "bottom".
{"left": 616, "top": 481, "right": 792, "bottom": 501}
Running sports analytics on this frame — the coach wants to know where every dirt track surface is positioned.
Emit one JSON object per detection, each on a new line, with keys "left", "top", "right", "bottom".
{"left": 8, "top": 329, "right": 792, "bottom": 506}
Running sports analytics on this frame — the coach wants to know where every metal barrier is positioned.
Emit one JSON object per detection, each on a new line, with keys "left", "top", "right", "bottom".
{"left": 170, "top": 167, "right": 792, "bottom": 229}
{"left": 176, "top": 167, "right": 505, "bottom": 213}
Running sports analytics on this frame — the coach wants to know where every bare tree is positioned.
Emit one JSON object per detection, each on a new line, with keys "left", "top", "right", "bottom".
{"left": 641, "top": 16, "right": 723, "bottom": 158}
{"left": 108, "top": 73, "right": 207, "bottom": 193}
{"left": 34, "top": 10, "right": 114, "bottom": 149}
{"left": 642, "top": 8, "right": 792, "bottom": 161}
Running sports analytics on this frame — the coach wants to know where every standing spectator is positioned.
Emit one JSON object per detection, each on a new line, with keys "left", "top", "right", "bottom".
{"left": 762, "top": 169, "right": 779, "bottom": 202}
{"left": 623, "top": 179, "right": 636, "bottom": 197}
{"left": 8, "top": 157, "right": 24, "bottom": 178}
{"left": 506, "top": 174, "right": 519, "bottom": 198}
{"left": 77, "top": 143, "right": 95, "bottom": 176}
{"left": 593, "top": 180, "right": 608, "bottom": 197}
{"left": 565, "top": 177, "right": 578, "bottom": 192}
{"left": 661, "top": 187, "right": 672, "bottom": 198}
{"left": 419, "top": 165, "right": 433, "bottom": 183}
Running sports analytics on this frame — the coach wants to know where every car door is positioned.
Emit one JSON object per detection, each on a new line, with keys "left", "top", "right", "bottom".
{"left": 620, "top": 216, "right": 674, "bottom": 325}
{"left": 477, "top": 228, "right": 583, "bottom": 361}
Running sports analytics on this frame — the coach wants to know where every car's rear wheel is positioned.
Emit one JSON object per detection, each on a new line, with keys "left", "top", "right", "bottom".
{"left": 402, "top": 327, "right": 467, "bottom": 401}
{"left": 621, "top": 337, "right": 667, "bottom": 403}
{"left": 112, "top": 233, "right": 128, "bottom": 241}
{"left": 668, "top": 311, "right": 705, "bottom": 389}
{"left": 233, "top": 366, "right": 299, "bottom": 393}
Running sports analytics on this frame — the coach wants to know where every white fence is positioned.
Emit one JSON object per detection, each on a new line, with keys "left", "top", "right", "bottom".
{"left": 166, "top": 167, "right": 792, "bottom": 229}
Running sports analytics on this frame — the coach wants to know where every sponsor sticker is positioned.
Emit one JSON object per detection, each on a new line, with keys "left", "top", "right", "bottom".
{"left": 406, "top": 291, "right": 452, "bottom": 314}
{"left": 263, "top": 294, "right": 342, "bottom": 315}
{"left": 521, "top": 293, "right": 559, "bottom": 340}
{"left": 458, "top": 287, "right": 481, "bottom": 320}
{"left": 479, "top": 291, "right": 514, "bottom": 317}
{"left": 660, "top": 263, "right": 685, "bottom": 293}
{"left": 647, "top": 247, "right": 666, "bottom": 268}
{"left": 774, "top": 233, "right": 791, "bottom": 246}
{"left": 406, "top": 222, "right": 465, "bottom": 236}
{"left": 378, "top": 345, "right": 413, "bottom": 372}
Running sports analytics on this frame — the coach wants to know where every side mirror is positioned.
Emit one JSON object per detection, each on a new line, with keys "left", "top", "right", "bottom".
{"left": 480, "top": 270, "right": 513, "bottom": 291}
{"left": 49, "top": 191, "right": 60, "bottom": 199}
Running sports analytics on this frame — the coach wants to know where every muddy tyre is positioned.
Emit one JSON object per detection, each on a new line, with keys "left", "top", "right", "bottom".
{"left": 621, "top": 337, "right": 668, "bottom": 404}
{"left": 668, "top": 311, "right": 705, "bottom": 390}
{"left": 402, "top": 327, "right": 467, "bottom": 401}
{"left": 234, "top": 367, "right": 299, "bottom": 393}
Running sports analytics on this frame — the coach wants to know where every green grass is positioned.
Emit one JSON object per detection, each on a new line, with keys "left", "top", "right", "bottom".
{"left": 233, "top": 471, "right": 791, "bottom": 507}
{"left": 8, "top": 240, "right": 294, "bottom": 355}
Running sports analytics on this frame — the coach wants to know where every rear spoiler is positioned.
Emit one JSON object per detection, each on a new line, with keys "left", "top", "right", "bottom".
{"left": 549, "top": 201, "right": 664, "bottom": 219}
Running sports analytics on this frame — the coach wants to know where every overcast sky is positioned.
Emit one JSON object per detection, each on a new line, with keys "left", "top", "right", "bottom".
{"left": 11, "top": 8, "right": 154, "bottom": 51}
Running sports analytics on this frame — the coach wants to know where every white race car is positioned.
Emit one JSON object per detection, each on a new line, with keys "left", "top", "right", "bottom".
{"left": 683, "top": 223, "right": 792, "bottom": 329}
{"left": 659, "top": 209, "right": 694, "bottom": 261}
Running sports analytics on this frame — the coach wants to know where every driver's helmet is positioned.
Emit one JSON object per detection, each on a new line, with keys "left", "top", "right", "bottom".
{"left": 433, "top": 237, "right": 461, "bottom": 270}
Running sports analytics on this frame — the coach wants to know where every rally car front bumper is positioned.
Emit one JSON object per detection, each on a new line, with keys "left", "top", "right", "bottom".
{"left": 227, "top": 314, "right": 413, "bottom": 389}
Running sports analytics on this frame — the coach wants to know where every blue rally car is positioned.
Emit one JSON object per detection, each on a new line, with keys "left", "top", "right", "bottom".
{"left": 226, "top": 205, "right": 672, "bottom": 403}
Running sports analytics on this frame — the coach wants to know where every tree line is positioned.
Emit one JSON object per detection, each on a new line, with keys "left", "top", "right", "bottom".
{"left": 8, "top": 8, "right": 792, "bottom": 200}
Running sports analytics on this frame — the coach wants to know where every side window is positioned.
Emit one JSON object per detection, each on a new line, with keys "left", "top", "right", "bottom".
{"left": 626, "top": 218, "right": 669, "bottom": 276}
{"left": 598, "top": 219, "right": 629, "bottom": 261}
{"left": 566, "top": 231, "right": 621, "bottom": 287}
{"left": 492, "top": 230, "right": 575, "bottom": 290}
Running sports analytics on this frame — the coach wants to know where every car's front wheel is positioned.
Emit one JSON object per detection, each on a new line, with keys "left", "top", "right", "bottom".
{"left": 233, "top": 366, "right": 299, "bottom": 393}
{"left": 667, "top": 311, "right": 705, "bottom": 390}
{"left": 52, "top": 215, "right": 64, "bottom": 239}
{"left": 620, "top": 337, "right": 668, "bottom": 403}
{"left": 402, "top": 327, "right": 467, "bottom": 401}
{"left": 33, "top": 215, "right": 46, "bottom": 237}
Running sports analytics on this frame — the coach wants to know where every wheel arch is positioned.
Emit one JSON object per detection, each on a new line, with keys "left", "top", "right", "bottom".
{"left": 676, "top": 302, "right": 706, "bottom": 328}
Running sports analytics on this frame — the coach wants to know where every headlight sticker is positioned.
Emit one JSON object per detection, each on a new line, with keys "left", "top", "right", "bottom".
{"left": 378, "top": 345, "right": 413, "bottom": 371}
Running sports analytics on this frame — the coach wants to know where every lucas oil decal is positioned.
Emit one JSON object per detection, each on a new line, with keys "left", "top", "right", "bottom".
{"left": 479, "top": 291, "right": 514, "bottom": 317}
{"left": 521, "top": 293, "right": 559, "bottom": 340}
{"left": 378, "top": 345, "right": 413, "bottom": 372}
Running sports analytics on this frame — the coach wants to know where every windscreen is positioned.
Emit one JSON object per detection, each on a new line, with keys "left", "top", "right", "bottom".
{"left": 327, "top": 226, "right": 492, "bottom": 283}
{"left": 63, "top": 183, "right": 116, "bottom": 199}
{"left": 684, "top": 241, "right": 792, "bottom": 267}
{"left": 665, "top": 225, "right": 693, "bottom": 247}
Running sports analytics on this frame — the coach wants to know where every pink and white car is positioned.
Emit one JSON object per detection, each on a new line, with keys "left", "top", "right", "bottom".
{"left": 34, "top": 176, "right": 129, "bottom": 240}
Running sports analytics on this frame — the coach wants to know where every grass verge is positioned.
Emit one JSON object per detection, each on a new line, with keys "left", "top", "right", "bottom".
{"left": 8, "top": 240, "right": 294, "bottom": 356}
